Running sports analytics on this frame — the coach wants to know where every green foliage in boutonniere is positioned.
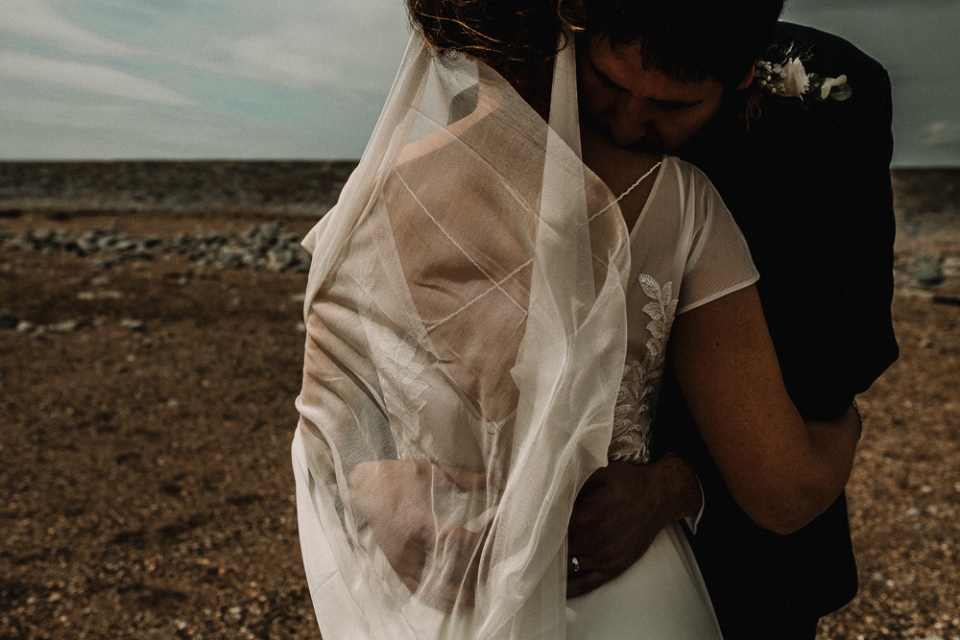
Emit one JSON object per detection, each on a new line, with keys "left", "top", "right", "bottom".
{"left": 748, "top": 42, "right": 852, "bottom": 118}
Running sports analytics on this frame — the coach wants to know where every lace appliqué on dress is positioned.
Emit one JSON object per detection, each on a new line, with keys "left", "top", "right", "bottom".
{"left": 609, "top": 275, "right": 678, "bottom": 463}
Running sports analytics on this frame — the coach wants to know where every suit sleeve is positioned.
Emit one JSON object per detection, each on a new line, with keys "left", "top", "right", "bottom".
{"left": 763, "top": 55, "right": 899, "bottom": 420}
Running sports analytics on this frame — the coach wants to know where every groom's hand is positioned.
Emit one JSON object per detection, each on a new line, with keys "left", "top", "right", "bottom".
{"left": 566, "top": 456, "right": 702, "bottom": 597}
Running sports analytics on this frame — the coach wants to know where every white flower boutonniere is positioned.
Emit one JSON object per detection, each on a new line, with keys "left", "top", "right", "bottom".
{"left": 753, "top": 43, "right": 852, "bottom": 105}
{"left": 775, "top": 58, "right": 809, "bottom": 98}
{"left": 816, "top": 74, "right": 852, "bottom": 101}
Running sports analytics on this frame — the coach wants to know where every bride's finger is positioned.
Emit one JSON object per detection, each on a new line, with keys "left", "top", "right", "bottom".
{"left": 401, "top": 573, "right": 422, "bottom": 597}
{"left": 438, "top": 464, "right": 488, "bottom": 491}
{"left": 419, "top": 553, "right": 476, "bottom": 610}
{"left": 435, "top": 528, "right": 483, "bottom": 584}
{"left": 566, "top": 570, "right": 616, "bottom": 598}
{"left": 419, "top": 523, "right": 487, "bottom": 607}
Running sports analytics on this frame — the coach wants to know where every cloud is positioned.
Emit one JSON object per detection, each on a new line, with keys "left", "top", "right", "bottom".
{"left": 193, "top": 1, "right": 410, "bottom": 92}
{"left": 0, "top": 0, "right": 131, "bottom": 55}
{"left": 0, "top": 0, "right": 426, "bottom": 158}
{"left": 0, "top": 86, "right": 371, "bottom": 160}
{"left": 227, "top": 26, "right": 341, "bottom": 90}
{"left": 47, "top": 0, "right": 411, "bottom": 93}
{"left": 0, "top": 93, "right": 248, "bottom": 159}
{"left": 924, "top": 121, "right": 960, "bottom": 147}
{"left": 0, "top": 51, "right": 197, "bottom": 105}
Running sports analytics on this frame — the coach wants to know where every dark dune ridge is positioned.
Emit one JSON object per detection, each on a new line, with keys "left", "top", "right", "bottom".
{"left": 0, "top": 161, "right": 359, "bottom": 218}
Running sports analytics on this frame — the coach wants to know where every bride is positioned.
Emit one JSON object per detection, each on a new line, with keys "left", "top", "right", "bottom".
{"left": 291, "top": 1, "right": 861, "bottom": 638}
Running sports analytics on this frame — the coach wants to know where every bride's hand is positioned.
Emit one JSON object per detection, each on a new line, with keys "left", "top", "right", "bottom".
{"left": 349, "top": 459, "right": 490, "bottom": 611}
{"left": 566, "top": 457, "right": 702, "bottom": 597}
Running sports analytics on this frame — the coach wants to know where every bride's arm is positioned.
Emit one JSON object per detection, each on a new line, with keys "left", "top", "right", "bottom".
{"left": 669, "top": 284, "right": 861, "bottom": 535}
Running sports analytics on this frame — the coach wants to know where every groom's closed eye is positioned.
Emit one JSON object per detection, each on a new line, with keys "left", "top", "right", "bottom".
{"left": 586, "top": 57, "right": 626, "bottom": 91}
{"left": 588, "top": 58, "right": 705, "bottom": 111}
{"left": 650, "top": 98, "right": 705, "bottom": 111}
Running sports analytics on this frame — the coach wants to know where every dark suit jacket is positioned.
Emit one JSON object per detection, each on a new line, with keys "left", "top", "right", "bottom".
{"left": 654, "top": 22, "right": 900, "bottom": 635}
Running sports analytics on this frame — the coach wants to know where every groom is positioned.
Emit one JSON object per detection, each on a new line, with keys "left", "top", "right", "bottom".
{"left": 566, "top": 0, "right": 899, "bottom": 637}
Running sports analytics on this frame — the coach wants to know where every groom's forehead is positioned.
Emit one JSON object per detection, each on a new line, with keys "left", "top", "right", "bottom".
{"left": 584, "top": 38, "right": 721, "bottom": 98}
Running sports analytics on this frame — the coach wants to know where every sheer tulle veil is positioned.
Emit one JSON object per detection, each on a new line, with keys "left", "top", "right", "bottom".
{"left": 292, "top": 31, "right": 632, "bottom": 639}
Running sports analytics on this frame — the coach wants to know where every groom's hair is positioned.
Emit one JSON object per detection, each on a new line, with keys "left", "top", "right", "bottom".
{"left": 562, "top": 0, "right": 787, "bottom": 88}
{"left": 405, "top": 0, "right": 785, "bottom": 93}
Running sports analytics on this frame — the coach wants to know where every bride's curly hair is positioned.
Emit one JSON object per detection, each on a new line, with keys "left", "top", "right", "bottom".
{"left": 406, "top": 0, "right": 563, "bottom": 64}
{"left": 406, "top": 0, "right": 564, "bottom": 104}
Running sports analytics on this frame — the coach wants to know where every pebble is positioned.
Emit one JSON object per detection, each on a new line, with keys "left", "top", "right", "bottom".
{"left": 48, "top": 318, "right": 90, "bottom": 333}
{"left": 913, "top": 258, "right": 945, "bottom": 287}
{"left": 942, "top": 255, "right": 960, "bottom": 277}
{"left": 0, "top": 309, "right": 19, "bottom": 329}
{"left": 5, "top": 317, "right": 93, "bottom": 336}
{"left": 121, "top": 319, "right": 145, "bottom": 332}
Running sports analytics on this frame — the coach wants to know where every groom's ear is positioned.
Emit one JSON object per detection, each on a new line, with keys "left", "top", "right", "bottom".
{"left": 735, "top": 65, "right": 756, "bottom": 91}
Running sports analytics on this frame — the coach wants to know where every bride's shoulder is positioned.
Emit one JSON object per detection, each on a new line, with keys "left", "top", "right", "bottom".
{"left": 663, "top": 156, "right": 728, "bottom": 200}
{"left": 664, "top": 155, "right": 706, "bottom": 182}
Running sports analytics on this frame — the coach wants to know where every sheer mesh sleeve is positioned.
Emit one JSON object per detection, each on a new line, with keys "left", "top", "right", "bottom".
{"left": 674, "top": 162, "right": 759, "bottom": 315}
{"left": 669, "top": 162, "right": 759, "bottom": 314}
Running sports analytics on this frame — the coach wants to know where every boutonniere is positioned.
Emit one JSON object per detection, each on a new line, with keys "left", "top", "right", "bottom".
{"left": 753, "top": 43, "right": 852, "bottom": 104}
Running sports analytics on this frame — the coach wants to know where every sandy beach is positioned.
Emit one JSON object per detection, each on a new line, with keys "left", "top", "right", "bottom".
{"left": 1, "top": 163, "right": 958, "bottom": 639}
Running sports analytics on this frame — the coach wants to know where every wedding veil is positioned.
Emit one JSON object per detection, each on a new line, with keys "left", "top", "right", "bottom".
{"left": 293, "top": 32, "right": 631, "bottom": 639}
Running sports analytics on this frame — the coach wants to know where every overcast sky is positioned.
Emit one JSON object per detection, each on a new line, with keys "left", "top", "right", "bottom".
{"left": 1, "top": 0, "right": 958, "bottom": 165}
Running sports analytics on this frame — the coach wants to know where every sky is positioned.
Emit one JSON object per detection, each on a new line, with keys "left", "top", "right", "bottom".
{"left": 1, "top": 0, "right": 958, "bottom": 166}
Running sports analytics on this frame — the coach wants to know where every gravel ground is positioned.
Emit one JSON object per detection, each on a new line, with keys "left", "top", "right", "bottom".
{"left": 1, "top": 168, "right": 958, "bottom": 639}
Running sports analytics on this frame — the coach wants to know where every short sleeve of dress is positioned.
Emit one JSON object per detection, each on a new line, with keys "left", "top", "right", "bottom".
{"left": 673, "top": 161, "right": 759, "bottom": 315}
{"left": 618, "top": 157, "right": 760, "bottom": 464}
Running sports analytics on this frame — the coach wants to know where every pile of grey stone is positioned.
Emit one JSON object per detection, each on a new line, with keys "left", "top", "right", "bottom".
{"left": 0, "top": 222, "right": 310, "bottom": 273}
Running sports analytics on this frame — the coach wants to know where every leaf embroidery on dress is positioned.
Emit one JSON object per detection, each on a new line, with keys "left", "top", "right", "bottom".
{"left": 609, "top": 275, "right": 678, "bottom": 463}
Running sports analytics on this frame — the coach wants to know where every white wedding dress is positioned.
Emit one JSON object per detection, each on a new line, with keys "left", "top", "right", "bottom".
{"left": 292, "top": 32, "right": 756, "bottom": 640}
{"left": 566, "top": 155, "right": 758, "bottom": 639}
